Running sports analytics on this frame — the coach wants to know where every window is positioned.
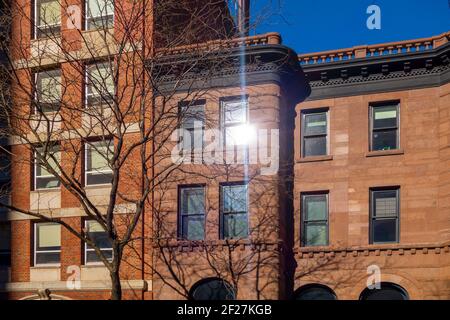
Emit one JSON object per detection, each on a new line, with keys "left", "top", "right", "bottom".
{"left": 301, "top": 193, "right": 328, "bottom": 246}
{"left": 179, "top": 186, "right": 205, "bottom": 240}
{"left": 220, "top": 183, "right": 248, "bottom": 239}
{"left": 35, "top": 69, "right": 62, "bottom": 113}
{"left": 190, "top": 278, "right": 235, "bottom": 300}
{"left": 34, "top": 222, "right": 60, "bottom": 265}
{"left": 34, "top": 145, "right": 61, "bottom": 190}
{"left": 34, "top": 0, "right": 61, "bottom": 38}
{"left": 301, "top": 109, "right": 328, "bottom": 157}
{"left": 0, "top": 223, "right": 11, "bottom": 267}
{"left": 179, "top": 103, "right": 205, "bottom": 160}
{"left": 370, "top": 102, "right": 399, "bottom": 151}
{"left": 85, "top": 0, "right": 114, "bottom": 30}
{"left": 360, "top": 282, "right": 408, "bottom": 300}
{"left": 221, "top": 98, "right": 251, "bottom": 148}
{"left": 85, "top": 63, "right": 114, "bottom": 107}
{"left": 84, "top": 220, "right": 113, "bottom": 264}
{"left": 85, "top": 139, "right": 114, "bottom": 186}
{"left": 294, "top": 284, "right": 337, "bottom": 300}
{"left": 370, "top": 188, "right": 400, "bottom": 244}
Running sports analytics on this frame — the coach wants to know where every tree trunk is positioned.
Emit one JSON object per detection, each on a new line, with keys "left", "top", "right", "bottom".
{"left": 110, "top": 269, "right": 122, "bottom": 300}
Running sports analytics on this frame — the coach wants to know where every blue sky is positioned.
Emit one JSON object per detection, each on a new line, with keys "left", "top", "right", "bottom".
{"left": 247, "top": 0, "right": 450, "bottom": 54}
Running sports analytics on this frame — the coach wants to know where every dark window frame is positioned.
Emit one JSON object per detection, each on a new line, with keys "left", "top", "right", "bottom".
{"left": 177, "top": 184, "right": 206, "bottom": 241}
{"left": 369, "top": 187, "right": 400, "bottom": 244}
{"left": 369, "top": 101, "right": 400, "bottom": 152}
{"left": 301, "top": 191, "right": 329, "bottom": 247}
{"left": 178, "top": 101, "right": 206, "bottom": 162}
{"left": 219, "top": 182, "right": 249, "bottom": 240}
{"left": 301, "top": 108, "right": 329, "bottom": 158}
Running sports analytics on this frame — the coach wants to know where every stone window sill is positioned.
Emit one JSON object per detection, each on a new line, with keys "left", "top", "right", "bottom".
{"left": 365, "top": 149, "right": 404, "bottom": 158}
{"left": 297, "top": 155, "right": 333, "bottom": 163}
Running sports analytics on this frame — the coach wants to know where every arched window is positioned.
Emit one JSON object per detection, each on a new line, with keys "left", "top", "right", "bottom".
{"left": 294, "top": 284, "right": 337, "bottom": 300}
{"left": 360, "top": 282, "right": 409, "bottom": 300}
{"left": 189, "top": 278, "right": 235, "bottom": 300}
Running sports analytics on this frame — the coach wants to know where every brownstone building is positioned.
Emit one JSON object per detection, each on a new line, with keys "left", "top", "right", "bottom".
{"left": 0, "top": 0, "right": 448, "bottom": 300}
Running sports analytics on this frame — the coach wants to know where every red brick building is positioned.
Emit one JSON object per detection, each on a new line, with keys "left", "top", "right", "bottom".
{"left": 0, "top": 0, "right": 449, "bottom": 300}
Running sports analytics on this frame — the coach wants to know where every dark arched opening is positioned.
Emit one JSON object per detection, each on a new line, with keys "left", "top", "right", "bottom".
{"left": 189, "top": 278, "right": 235, "bottom": 300}
{"left": 294, "top": 284, "right": 337, "bottom": 300}
{"left": 360, "top": 282, "right": 409, "bottom": 300}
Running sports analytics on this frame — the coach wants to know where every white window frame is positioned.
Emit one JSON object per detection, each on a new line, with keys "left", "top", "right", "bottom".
{"left": 33, "top": 146, "right": 61, "bottom": 191}
{"left": 84, "top": 220, "right": 113, "bottom": 265}
{"left": 34, "top": 69, "right": 62, "bottom": 114}
{"left": 84, "top": 139, "right": 114, "bottom": 187}
{"left": 34, "top": 222, "right": 61, "bottom": 267}
{"left": 84, "top": 0, "right": 115, "bottom": 31}
{"left": 34, "top": 0, "right": 61, "bottom": 39}
{"left": 85, "top": 63, "right": 114, "bottom": 108}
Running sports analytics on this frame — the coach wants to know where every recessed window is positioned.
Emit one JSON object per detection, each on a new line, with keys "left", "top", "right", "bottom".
{"left": 370, "top": 188, "right": 400, "bottom": 244}
{"left": 179, "top": 186, "right": 205, "bottom": 240}
{"left": 85, "top": 63, "right": 114, "bottom": 107}
{"left": 301, "top": 193, "right": 329, "bottom": 246}
{"left": 85, "top": 0, "right": 114, "bottom": 30}
{"left": 34, "top": 0, "right": 61, "bottom": 38}
{"left": 190, "top": 278, "right": 235, "bottom": 300}
{"left": 220, "top": 183, "right": 248, "bottom": 239}
{"left": 179, "top": 103, "right": 205, "bottom": 160}
{"left": 84, "top": 220, "right": 113, "bottom": 264}
{"left": 370, "top": 102, "right": 399, "bottom": 151}
{"left": 85, "top": 139, "right": 114, "bottom": 186}
{"left": 34, "top": 222, "right": 61, "bottom": 265}
{"left": 35, "top": 69, "right": 62, "bottom": 113}
{"left": 0, "top": 223, "right": 11, "bottom": 267}
{"left": 34, "top": 145, "right": 61, "bottom": 190}
{"left": 301, "top": 109, "right": 328, "bottom": 157}
{"left": 360, "top": 282, "right": 408, "bottom": 300}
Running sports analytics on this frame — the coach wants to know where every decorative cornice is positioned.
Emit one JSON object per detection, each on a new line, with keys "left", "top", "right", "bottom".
{"left": 294, "top": 241, "right": 450, "bottom": 259}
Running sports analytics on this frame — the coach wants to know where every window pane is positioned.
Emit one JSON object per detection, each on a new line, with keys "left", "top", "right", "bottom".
{"left": 36, "top": 176, "right": 60, "bottom": 189}
{"left": 373, "top": 219, "right": 397, "bottom": 243}
{"left": 88, "top": 64, "right": 114, "bottom": 98}
{"left": 295, "top": 287, "right": 336, "bottom": 300}
{"left": 35, "top": 251, "right": 60, "bottom": 265}
{"left": 304, "top": 113, "right": 327, "bottom": 136}
{"left": 372, "top": 129, "right": 397, "bottom": 151}
{"left": 87, "top": 140, "right": 113, "bottom": 172}
{"left": 37, "top": 71, "right": 61, "bottom": 103}
{"left": 39, "top": 0, "right": 61, "bottom": 26}
{"left": 223, "top": 213, "right": 248, "bottom": 239}
{"left": 86, "top": 249, "right": 112, "bottom": 263}
{"left": 86, "top": 172, "right": 113, "bottom": 185}
{"left": 181, "top": 187, "right": 205, "bottom": 215}
{"left": 304, "top": 195, "right": 327, "bottom": 221}
{"left": 37, "top": 223, "right": 61, "bottom": 250}
{"left": 222, "top": 185, "right": 247, "bottom": 213}
{"left": 86, "top": 221, "right": 112, "bottom": 249}
{"left": 305, "top": 224, "right": 327, "bottom": 246}
{"left": 223, "top": 101, "right": 247, "bottom": 124}
{"left": 304, "top": 136, "right": 327, "bottom": 156}
{"left": 181, "top": 105, "right": 204, "bottom": 129}
{"left": 374, "top": 190, "right": 398, "bottom": 218}
{"left": 373, "top": 105, "right": 397, "bottom": 129}
{"left": 182, "top": 129, "right": 203, "bottom": 151}
{"left": 87, "top": 0, "right": 114, "bottom": 18}
{"left": 181, "top": 215, "right": 205, "bottom": 240}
